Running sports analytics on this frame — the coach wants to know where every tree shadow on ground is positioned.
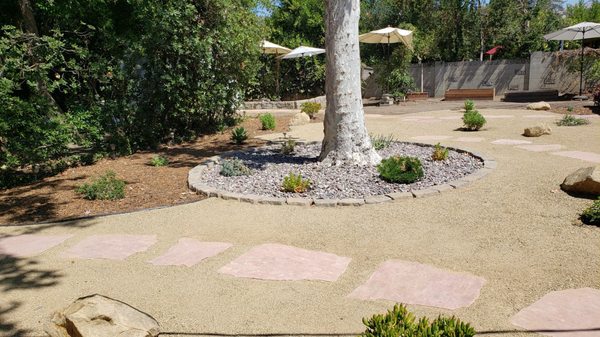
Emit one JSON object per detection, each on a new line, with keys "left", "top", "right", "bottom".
{"left": 0, "top": 301, "right": 31, "bottom": 337}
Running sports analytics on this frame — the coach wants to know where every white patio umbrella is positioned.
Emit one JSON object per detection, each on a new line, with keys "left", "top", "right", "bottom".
{"left": 260, "top": 40, "right": 292, "bottom": 97}
{"left": 359, "top": 27, "right": 414, "bottom": 50}
{"left": 544, "top": 22, "right": 600, "bottom": 97}
{"left": 281, "top": 46, "right": 325, "bottom": 59}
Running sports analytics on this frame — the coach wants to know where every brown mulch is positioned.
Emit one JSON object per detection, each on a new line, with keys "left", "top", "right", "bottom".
{"left": 0, "top": 115, "right": 292, "bottom": 225}
{"left": 551, "top": 105, "right": 599, "bottom": 115}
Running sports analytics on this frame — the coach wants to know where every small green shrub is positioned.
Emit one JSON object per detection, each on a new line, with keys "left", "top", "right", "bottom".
{"left": 556, "top": 114, "right": 590, "bottom": 126}
{"left": 377, "top": 156, "right": 424, "bottom": 184}
{"left": 464, "top": 99, "right": 475, "bottom": 112}
{"left": 281, "top": 173, "right": 311, "bottom": 193}
{"left": 220, "top": 159, "right": 251, "bottom": 177}
{"left": 76, "top": 171, "right": 126, "bottom": 200}
{"left": 281, "top": 139, "right": 296, "bottom": 155}
{"left": 361, "top": 304, "right": 475, "bottom": 337}
{"left": 149, "top": 155, "right": 169, "bottom": 167}
{"left": 462, "top": 110, "right": 486, "bottom": 131}
{"left": 581, "top": 198, "right": 600, "bottom": 226}
{"left": 370, "top": 134, "right": 396, "bottom": 150}
{"left": 231, "top": 127, "right": 248, "bottom": 144}
{"left": 259, "top": 113, "right": 276, "bottom": 130}
{"left": 432, "top": 143, "right": 449, "bottom": 161}
{"left": 300, "top": 102, "right": 321, "bottom": 119}
{"left": 567, "top": 105, "right": 574, "bottom": 113}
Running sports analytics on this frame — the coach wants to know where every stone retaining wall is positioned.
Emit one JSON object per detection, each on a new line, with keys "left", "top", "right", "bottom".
{"left": 242, "top": 96, "right": 326, "bottom": 110}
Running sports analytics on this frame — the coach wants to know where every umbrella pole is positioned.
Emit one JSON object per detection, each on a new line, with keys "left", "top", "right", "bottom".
{"left": 579, "top": 30, "right": 585, "bottom": 97}
{"left": 276, "top": 51, "right": 280, "bottom": 99}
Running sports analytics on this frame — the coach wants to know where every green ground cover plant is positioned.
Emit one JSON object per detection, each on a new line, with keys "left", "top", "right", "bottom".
{"left": 377, "top": 156, "right": 424, "bottom": 184}
{"left": 76, "top": 171, "right": 125, "bottom": 200}
{"left": 259, "top": 113, "right": 276, "bottom": 130}
{"left": 220, "top": 159, "right": 251, "bottom": 177}
{"left": 581, "top": 198, "right": 600, "bottom": 226}
{"left": 281, "top": 173, "right": 311, "bottom": 193}
{"left": 149, "top": 155, "right": 169, "bottom": 167}
{"left": 556, "top": 114, "right": 590, "bottom": 126}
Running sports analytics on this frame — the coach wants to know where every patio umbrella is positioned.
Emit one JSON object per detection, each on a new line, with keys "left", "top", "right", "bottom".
{"left": 281, "top": 46, "right": 325, "bottom": 59}
{"left": 358, "top": 27, "right": 414, "bottom": 51}
{"left": 260, "top": 40, "right": 292, "bottom": 97}
{"left": 544, "top": 22, "right": 600, "bottom": 97}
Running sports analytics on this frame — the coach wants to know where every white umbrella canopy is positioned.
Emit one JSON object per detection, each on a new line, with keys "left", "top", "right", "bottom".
{"left": 359, "top": 27, "right": 414, "bottom": 50}
{"left": 281, "top": 46, "right": 326, "bottom": 59}
{"left": 260, "top": 40, "right": 292, "bottom": 55}
{"left": 544, "top": 22, "right": 600, "bottom": 97}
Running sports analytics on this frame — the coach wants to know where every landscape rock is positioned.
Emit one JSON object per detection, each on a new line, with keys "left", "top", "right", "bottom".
{"left": 45, "top": 294, "right": 159, "bottom": 337}
{"left": 526, "top": 101, "right": 551, "bottom": 111}
{"left": 289, "top": 112, "right": 311, "bottom": 126}
{"left": 523, "top": 124, "right": 552, "bottom": 137}
{"left": 560, "top": 166, "right": 600, "bottom": 196}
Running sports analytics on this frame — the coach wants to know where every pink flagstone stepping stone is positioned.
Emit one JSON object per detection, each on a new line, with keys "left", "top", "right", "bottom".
{"left": 492, "top": 139, "right": 532, "bottom": 145}
{"left": 511, "top": 288, "right": 600, "bottom": 337}
{"left": 453, "top": 137, "right": 485, "bottom": 143}
{"left": 411, "top": 135, "right": 452, "bottom": 141}
{"left": 515, "top": 144, "right": 563, "bottom": 152}
{"left": 63, "top": 234, "right": 157, "bottom": 260}
{"left": 348, "top": 260, "right": 485, "bottom": 310}
{"left": 551, "top": 151, "right": 600, "bottom": 163}
{"left": 218, "top": 243, "right": 351, "bottom": 282}
{"left": 148, "top": 238, "right": 232, "bottom": 267}
{"left": 0, "top": 234, "right": 73, "bottom": 257}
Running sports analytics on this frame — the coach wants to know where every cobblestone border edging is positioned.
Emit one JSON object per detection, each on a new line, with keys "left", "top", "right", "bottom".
{"left": 187, "top": 141, "right": 496, "bottom": 207}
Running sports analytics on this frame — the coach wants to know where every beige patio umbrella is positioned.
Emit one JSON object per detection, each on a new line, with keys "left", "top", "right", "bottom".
{"left": 260, "top": 40, "right": 292, "bottom": 96}
{"left": 359, "top": 27, "right": 414, "bottom": 50}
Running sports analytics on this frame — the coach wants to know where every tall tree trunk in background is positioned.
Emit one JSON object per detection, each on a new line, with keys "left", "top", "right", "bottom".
{"left": 19, "top": 0, "right": 39, "bottom": 35}
{"left": 319, "top": 0, "right": 380, "bottom": 166}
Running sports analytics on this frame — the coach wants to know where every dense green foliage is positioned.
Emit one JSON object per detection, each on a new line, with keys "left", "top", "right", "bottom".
{"left": 231, "top": 127, "right": 248, "bottom": 144}
{"left": 220, "top": 158, "right": 251, "bottom": 177}
{"left": 281, "top": 172, "right": 311, "bottom": 193}
{"left": 361, "top": 304, "right": 475, "bottom": 337}
{"left": 76, "top": 170, "right": 125, "bottom": 200}
{"left": 370, "top": 134, "right": 396, "bottom": 151}
{"left": 300, "top": 102, "right": 321, "bottom": 119}
{"left": 581, "top": 198, "right": 600, "bottom": 226}
{"left": 1, "top": 0, "right": 264, "bottom": 185}
{"left": 259, "top": 113, "right": 276, "bottom": 130}
{"left": 377, "top": 156, "right": 424, "bottom": 184}
{"left": 556, "top": 114, "right": 590, "bottom": 126}
{"left": 464, "top": 99, "right": 475, "bottom": 112}
{"left": 432, "top": 143, "right": 449, "bottom": 161}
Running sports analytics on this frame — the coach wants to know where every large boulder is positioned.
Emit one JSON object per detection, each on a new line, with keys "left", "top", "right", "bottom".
{"left": 289, "top": 112, "right": 311, "bottom": 126}
{"left": 526, "top": 101, "right": 551, "bottom": 110}
{"left": 523, "top": 124, "right": 552, "bottom": 137}
{"left": 45, "top": 294, "right": 160, "bottom": 337}
{"left": 560, "top": 166, "right": 600, "bottom": 196}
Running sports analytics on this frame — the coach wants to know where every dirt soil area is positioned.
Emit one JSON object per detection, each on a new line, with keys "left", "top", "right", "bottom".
{"left": 0, "top": 115, "right": 292, "bottom": 225}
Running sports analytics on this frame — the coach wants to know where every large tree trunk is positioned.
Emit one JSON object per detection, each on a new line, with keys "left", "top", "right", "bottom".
{"left": 319, "top": 0, "right": 380, "bottom": 166}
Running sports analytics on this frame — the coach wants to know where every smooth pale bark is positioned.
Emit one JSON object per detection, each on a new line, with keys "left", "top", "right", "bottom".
{"left": 319, "top": 0, "right": 380, "bottom": 166}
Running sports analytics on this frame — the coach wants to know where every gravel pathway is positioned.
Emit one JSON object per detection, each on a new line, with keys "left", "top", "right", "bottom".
{"left": 200, "top": 142, "right": 483, "bottom": 199}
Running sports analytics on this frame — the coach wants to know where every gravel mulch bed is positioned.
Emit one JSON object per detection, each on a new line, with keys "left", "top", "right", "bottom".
{"left": 201, "top": 142, "right": 484, "bottom": 199}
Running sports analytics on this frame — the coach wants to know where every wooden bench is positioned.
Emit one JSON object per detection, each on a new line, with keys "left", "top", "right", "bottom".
{"left": 406, "top": 92, "right": 429, "bottom": 101}
{"left": 444, "top": 88, "right": 495, "bottom": 101}
{"left": 503, "top": 90, "right": 560, "bottom": 102}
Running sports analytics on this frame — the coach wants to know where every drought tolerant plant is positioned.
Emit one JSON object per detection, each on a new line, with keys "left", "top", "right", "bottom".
{"left": 259, "top": 113, "right": 276, "bottom": 130}
{"left": 76, "top": 171, "right": 126, "bottom": 200}
{"left": 377, "top": 156, "right": 424, "bottom": 184}
{"left": 231, "top": 127, "right": 248, "bottom": 144}
{"left": 567, "top": 105, "right": 574, "bottom": 113}
{"left": 556, "top": 114, "right": 590, "bottom": 126}
{"left": 300, "top": 102, "right": 321, "bottom": 119}
{"left": 581, "top": 198, "right": 600, "bottom": 226}
{"left": 220, "top": 159, "right": 251, "bottom": 177}
{"left": 281, "top": 173, "right": 311, "bottom": 193}
{"left": 370, "top": 134, "right": 396, "bottom": 151}
{"left": 281, "top": 139, "right": 297, "bottom": 155}
{"left": 149, "top": 155, "right": 169, "bottom": 167}
{"left": 432, "top": 143, "right": 449, "bottom": 161}
{"left": 464, "top": 99, "right": 475, "bottom": 112}
{"left": 361, "top": 304, "right": 475, "bottom": 337}
{"left": 462, "top": 110, "right": 487, "bottom": 131}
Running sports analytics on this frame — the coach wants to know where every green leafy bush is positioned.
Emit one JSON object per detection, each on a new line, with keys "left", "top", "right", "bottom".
{"left": 281, "top": 173, "right": 311, "bottom": 193}
{"left": 300, "top": 102, "right": 321, "bottom": 119}
{"left": 149, "top": 155, "right": 169, "bottom": 167}
{"left": 259, "top": 113, "right": 276, "bottom": 130}
{"left": 361, "top": 304, "right": 475, "bottom": 337}
{"left": 432, "top": 143, "right": 449, "bottom": 161}
{"left": 76, "top": 171, "right": 126, "bottom": 200}
{"left": 462, "top": 110, "right": 487, "bottom": 131}
{"left": 231, "top": 127, "right": 248, "bottom": 144}
{"left": 464, "top": 99, "right": 475, "bottom": 112}
{"left": 377, "top": 156, "right": 424, "bottom": 184}
{"left": 281, "top": 139, "right": 296, "bottom": 155}
{"left": 556, "top": 114, "right": 590, "bottom": 126}
{"left": 581, "top": 198, "right": 600, "bottom": 226}
{"left": 220, "top": 159, "right": 251, "bottom": 177}
{"left": 370, "top": 134, "right": 396, "bottom": 150}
